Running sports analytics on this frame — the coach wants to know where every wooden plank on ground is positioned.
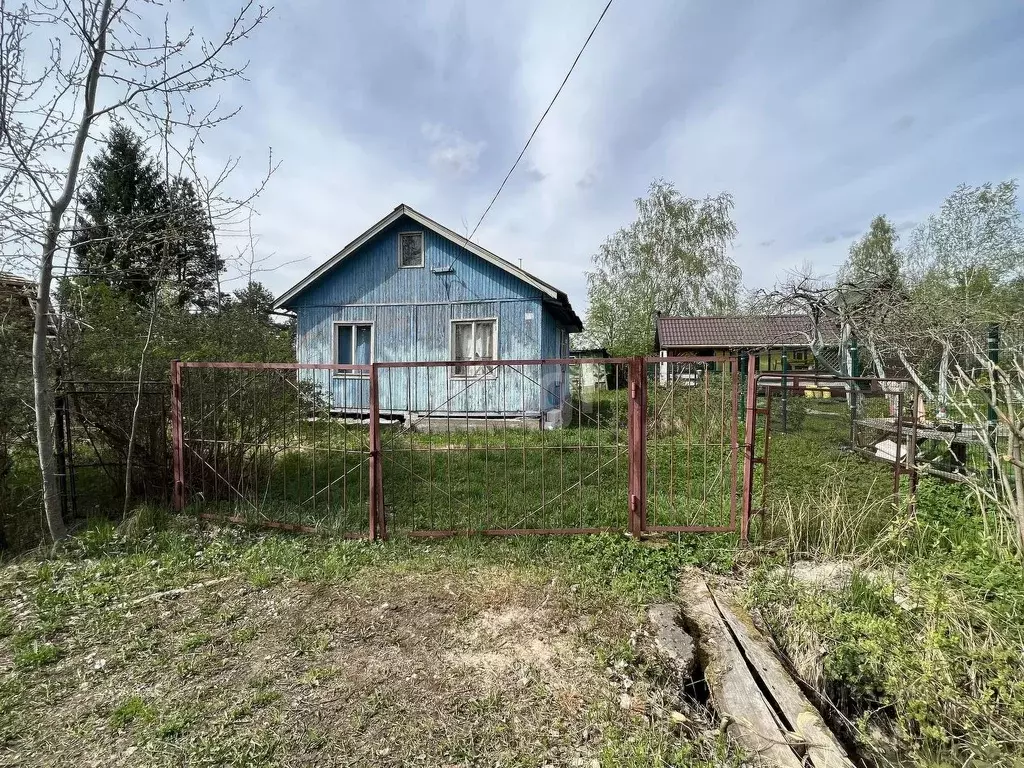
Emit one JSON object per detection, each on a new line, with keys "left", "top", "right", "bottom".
{"left": 677, "top": 572, "right": 803, "bottom": 768}
{"left": 714, "top": 594, "right": 856, "bottom": 768}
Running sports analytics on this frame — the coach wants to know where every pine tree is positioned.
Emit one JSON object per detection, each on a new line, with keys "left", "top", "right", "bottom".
{"left": 73, "top": 124, "right": 166, "bottom": 303}
{"left": 164, "top": 177, "right": 221, "bottom": 310}
{"left": 841, "top": 215, "right": 902, "bottom": 288}
{"left": 73, "top": 125, "right": 223, "bottom": 310}
{"left": 231, "top": 280, "right": 277, "bottom": 324}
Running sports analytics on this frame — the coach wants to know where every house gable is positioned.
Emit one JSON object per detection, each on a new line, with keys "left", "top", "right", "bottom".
{"left": 283, "top": 216, "right": 543, "bottom": 308}
{"left": 276, "top": 205, "right": 581, "bottom": 330}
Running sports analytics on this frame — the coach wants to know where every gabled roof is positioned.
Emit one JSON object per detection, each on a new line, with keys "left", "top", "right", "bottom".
{"left": 656, "top": 314, "right": 823, "bottom": 349}
{"left": 274, "top": 204, "right": 582, "bottom": 329}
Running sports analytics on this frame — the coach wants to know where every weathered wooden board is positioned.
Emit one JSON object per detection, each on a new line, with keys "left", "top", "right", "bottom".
{"left": 714, "top": 595, "right": 856, "bottom": 768}
{"left": 677, "top": 573, "right": 803, "bottom": 768}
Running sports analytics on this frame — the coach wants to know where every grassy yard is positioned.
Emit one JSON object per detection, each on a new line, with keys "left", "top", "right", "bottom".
{"left": 6, "top": 382, "right": 1023, "bottom": 768}
{"left": 0, "top": 523, "right": 740, "bottom": 768}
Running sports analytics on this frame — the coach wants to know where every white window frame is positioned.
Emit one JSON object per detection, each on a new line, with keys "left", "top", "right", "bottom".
{"left": 333, "top": 320, "right": 374, "bottom": 375}
{"left": 397, "top": 231, "right": 424, "bottom": 268}
{"left": 450, "top": 317, "right": 498, "bottom": 379}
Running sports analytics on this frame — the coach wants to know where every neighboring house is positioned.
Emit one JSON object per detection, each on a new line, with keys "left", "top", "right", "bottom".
{"left": 274, "top": 204, "right": 583, "bottom": 423}
{"left": 654, "top": 314, "right": 838, "bottom": 375}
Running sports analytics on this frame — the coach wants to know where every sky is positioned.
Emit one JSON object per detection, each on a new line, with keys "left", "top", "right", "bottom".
{"left": 177, "top": 0, "right": 1024, "bottom": 312}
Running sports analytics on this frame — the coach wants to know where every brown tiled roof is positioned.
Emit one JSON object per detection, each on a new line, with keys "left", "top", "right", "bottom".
{"left": 656, "top": 314, "right": 819, "bottom": 349}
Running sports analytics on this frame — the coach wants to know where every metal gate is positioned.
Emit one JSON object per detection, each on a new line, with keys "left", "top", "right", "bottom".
{"left": 171, "top": 356, "right": 751, "bottom": 540}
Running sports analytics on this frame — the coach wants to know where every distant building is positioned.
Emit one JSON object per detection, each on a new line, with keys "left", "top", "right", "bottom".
{"left": 570, "top": 347, "right": 618, "bottom": 390}
{"left": 654, "top": 313, "right": 836, "bottom": 374}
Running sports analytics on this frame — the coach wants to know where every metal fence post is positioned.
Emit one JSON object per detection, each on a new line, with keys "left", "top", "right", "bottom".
{"left": 170, "top": 359, "right": 185, "bottom": 512}
{"left": 780, "top": 351, "right": 789, "bottom": 433}
{"left": 627, "top": 356, "right": 647, "bottom": 536}
{"left": 740, "top": 355, "right": 757, "bottom": 543}
{"left": 987, "top": 323, "right": 1000, "bottom": 483}
{"left": 368, "top": 362, "right": 385, "bottom": 540}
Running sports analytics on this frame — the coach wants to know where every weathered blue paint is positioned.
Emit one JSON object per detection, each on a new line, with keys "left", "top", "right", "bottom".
{"left": 281, "top": 211, "right": 580, "bottom": 416}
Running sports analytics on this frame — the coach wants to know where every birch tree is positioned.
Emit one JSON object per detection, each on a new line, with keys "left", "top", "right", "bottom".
{"left": 0, "top": 0, "right": 269, "bottom": 541}
{"left": 584, "top": 179, "right": 740, "bottom": 355}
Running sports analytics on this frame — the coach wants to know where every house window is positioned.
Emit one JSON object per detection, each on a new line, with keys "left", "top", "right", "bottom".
{"left": 399, "top": 232, "right": 424, "bottom": 268}
{"left": 336, "top": 323, "right": 372, "bottom": 369}
{"left": 451, "top": 318, "right": 496, "bottom": 377}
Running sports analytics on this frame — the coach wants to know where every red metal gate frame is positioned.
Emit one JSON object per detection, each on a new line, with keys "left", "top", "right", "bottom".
{"left": 171, "top": 356, "right": 754, "bottom": 541}
{"left": 642, "top": 354, "right": 744, "bottom": 535}
{"left": 740, "top": 370, "right": 920, "bottom": 534}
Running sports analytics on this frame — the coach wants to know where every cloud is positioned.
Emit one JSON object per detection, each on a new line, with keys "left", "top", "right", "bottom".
{"left": 421, "top": 122, "right": 486, "bottom": 177}
{"left": 166, "top": 0, "right": 1024, "bottom": 315}
{"left": 891, "top": 115, "right": 916, "bottom": 132}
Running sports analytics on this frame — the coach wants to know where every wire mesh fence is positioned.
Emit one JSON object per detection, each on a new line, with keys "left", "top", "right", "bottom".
{"left": 375, "top": 358, "right": 633, "bottom": 534}
{"left": 175, "top": 363, "right": 372, "bottom": 536}
{"left": 172, "top": 357, "right": 749, "bottom": 539}
{"left": 750, "top": 374, "right": 919, "bottom": 529}
{"left": 55, "top": 381, "right": 171, "bottom": 519}
{"left": 644, "top": 357, "right": 740, "bottom": 532}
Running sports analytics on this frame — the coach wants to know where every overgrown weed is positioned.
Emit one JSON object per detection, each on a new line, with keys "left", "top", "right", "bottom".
{"left": 749, "top": 478, "right": 1024, "bottom": 767}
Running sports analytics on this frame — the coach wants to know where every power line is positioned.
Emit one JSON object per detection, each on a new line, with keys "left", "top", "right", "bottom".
{"left": 468, "top": 0, "right": 614, "bottom": 241}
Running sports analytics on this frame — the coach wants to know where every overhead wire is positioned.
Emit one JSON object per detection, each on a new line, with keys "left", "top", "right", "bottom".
{"left": 468, "top": 0, "right": 614, "bottom": 241}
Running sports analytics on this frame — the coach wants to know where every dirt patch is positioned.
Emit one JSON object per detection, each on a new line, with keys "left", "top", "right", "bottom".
{"left": 0, "top": 564, "right": 686, "bottom": 767}
{"left": 447, "top": 605, "right": 582, "bottom": 682}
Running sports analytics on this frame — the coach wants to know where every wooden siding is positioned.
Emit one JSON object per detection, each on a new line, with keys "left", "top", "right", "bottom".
{"left": 290, "top": 214, "right": 573, "bottom": 414}
{"left": 289, "top": 216, "right": 541, "bottom": 308}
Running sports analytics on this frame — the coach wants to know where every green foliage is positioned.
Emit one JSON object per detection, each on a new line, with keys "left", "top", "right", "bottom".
{"left": 750, "top": 478, "right": 1024, "bottom": 766}
{"left": 906, "top": 180, "right": 1024, "bottom": 327}
{"left": 72, "top": 124, "right": 222, "bottom": 310}
{"left": 110, "top": 695, "right": 157, "bottom": 729}
{"left": 228, "top": 281, "right": 279, "bottom": 326}
{"left": 0, "top": 283, "right": 37, "bottom": 553}
{"left": 63, "top": 277, "right": 291, "bottom": 382}
{"left": 841, "top": 214, "right": 903, "bottom": 288}
{"left": 585, "top": 179, "right": 741, "bottom": 355}
{"left": 12, "top": 638, "right": 62, "bottom": 669}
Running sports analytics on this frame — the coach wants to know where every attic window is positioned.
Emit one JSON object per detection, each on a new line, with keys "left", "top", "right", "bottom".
{"left": 399, "top": 232, "right": 424, "bottom": 268}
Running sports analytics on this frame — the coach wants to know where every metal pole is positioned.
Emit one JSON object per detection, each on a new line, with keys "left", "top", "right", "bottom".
{"left": 740, "top": 354, "right": 757, "bottom": 543}
{"left": 849, "top": 336, "right": 860, "bottom": 444}
{"left": 780, "top": 350, "right": 789, "bottom": 433}
{"left": 738, "top": 350, "right": 749, "bottom": 417}
{"left": 627, "top": 356, "right": 647, "bottom": 537}
{"left": 988, "top": 323, "right": 1000, "bottom": 482}
{"left": 368, "top": 362, "right": 384, "bottom": 540}
{"left": 170, "top": 360, "right": 185, "bottom": 512}
{"left": 54, "top": 393, "right": 69, "bottom": 521}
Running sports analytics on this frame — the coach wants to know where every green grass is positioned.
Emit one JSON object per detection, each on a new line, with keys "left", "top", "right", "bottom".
{"left": 0, "top": 520, "right": 739, "bottom": 767}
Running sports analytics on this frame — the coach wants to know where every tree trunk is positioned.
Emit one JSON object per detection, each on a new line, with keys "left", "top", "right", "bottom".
{"left": 30, "top": 0, "right": 114, "bottom": 543}
{"left": 33, "top": 224, "right": 66, "bottom": 541}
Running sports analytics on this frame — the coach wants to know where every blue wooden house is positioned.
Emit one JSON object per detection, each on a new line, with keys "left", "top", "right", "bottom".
{"left": 274, "top": 204, "right": 583, "bottom": 424}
